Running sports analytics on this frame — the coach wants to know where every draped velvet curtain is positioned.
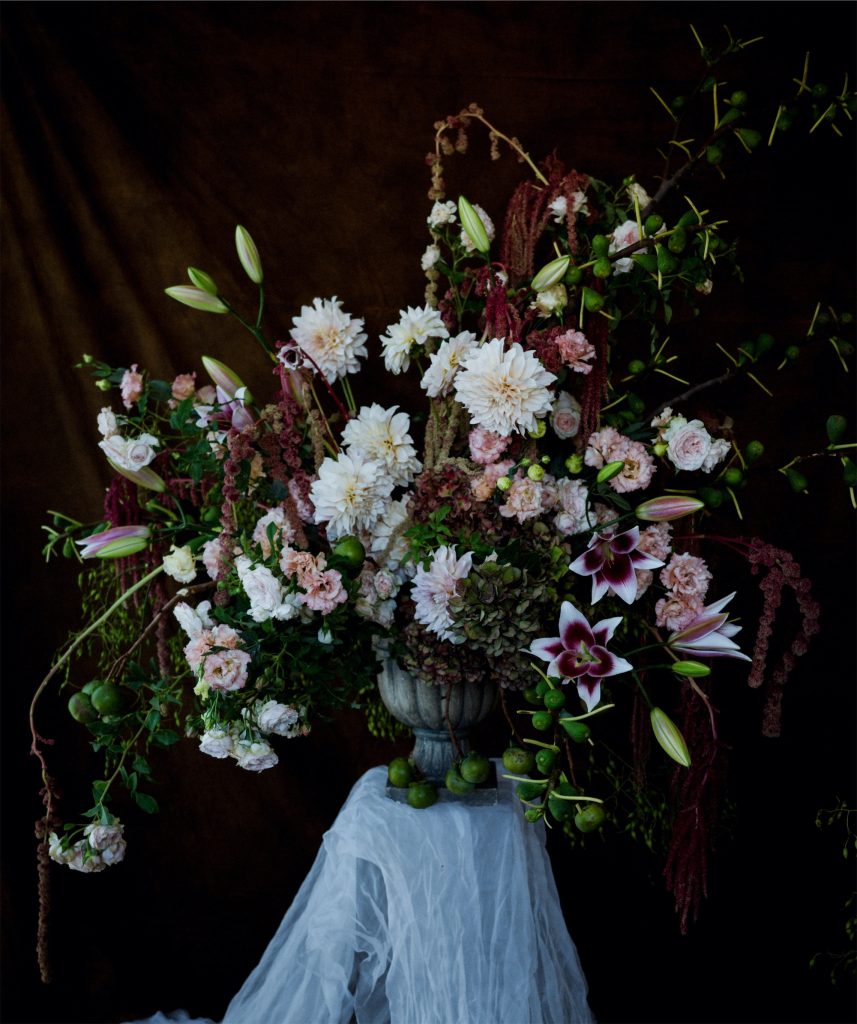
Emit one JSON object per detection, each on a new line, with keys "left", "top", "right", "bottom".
{"left": 3, "top": 4, "right": 854, "bottom": 1023}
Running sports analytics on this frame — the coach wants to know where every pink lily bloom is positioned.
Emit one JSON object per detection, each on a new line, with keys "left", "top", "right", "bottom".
{"left": 75, "top": 525, "right": 150, "bottom": 559}
{"left": 667, "top": 592, "right": 750, "bottom": 661}
{"left": 569, "top": 525, "right": 664, "bottom": 605}
{"left": 530, "top": 601, "right": 633, "bottom": 711}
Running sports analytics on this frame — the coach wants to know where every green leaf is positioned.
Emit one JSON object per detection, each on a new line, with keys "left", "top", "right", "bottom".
{"left": 148, "top": 379, "right": 172, "bottom": 401}
{"left": 145, "top": 709, "right": 161, "bottom": 731}
{"left": 152, "top": 729, "right": 180, "bottom": 747}
{"left": 134, "top": 792, "right": 160, "bottom": 815}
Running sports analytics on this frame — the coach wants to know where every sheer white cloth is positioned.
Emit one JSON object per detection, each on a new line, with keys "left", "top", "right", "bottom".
{"left": 131, "top": 764, "right": 594, "bottom": 1024}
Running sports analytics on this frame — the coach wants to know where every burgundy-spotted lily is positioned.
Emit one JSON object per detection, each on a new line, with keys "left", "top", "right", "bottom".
{"left": 569, "top": 525, "right": 664, "bottom": 605}
{"left": 529, "top": 601, "right": 633, "bottom": 711}
{"left": 667, "top": 592, "right": 750, "bottom": 661}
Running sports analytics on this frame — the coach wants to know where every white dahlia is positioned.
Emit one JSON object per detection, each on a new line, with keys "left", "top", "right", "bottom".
{"left": 289, "top": 296, "right": 368, "bottom": 382}
{"left": 411, "top": 546, "right": 473, "bottom": 643}
{"left": 420, "top": 330, "right": 479, "bottom": 397}
{"left": 380, "top": 305, "right": 449, "bottom": 375}
{"left": 369, "top": 495, "right": 412, "bottom": 570}
{"left": 342, "top": 404, "right": 422, "bottom": 488}
{"left": 453, "top": 338, "right": 556, "bottom": 437}
{"left": 309, "top": 450, "right": 394, "bottom": 540}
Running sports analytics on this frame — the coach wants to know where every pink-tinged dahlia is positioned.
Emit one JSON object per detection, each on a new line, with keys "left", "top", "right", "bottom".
{"left": 667, "top": 592, "right": 751, "bottom": 661}
{"left": 569, "top": 526, "right": 665, "bottom": 605}
{"left": 529, "top": 601, "right": 633, "bottom": 711}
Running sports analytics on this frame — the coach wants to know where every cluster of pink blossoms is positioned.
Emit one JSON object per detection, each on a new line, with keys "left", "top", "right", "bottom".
{"left": 655, "top": 551, "right": 713, "bottom": 631}
{"left": 280, "top": 546, "right": 347, "bottom": 614}
{"left": 585, "top": 426, "right": 656, "bottom": 493}
{"left": 184, "top": 623, "right": 252, "bottom": 693}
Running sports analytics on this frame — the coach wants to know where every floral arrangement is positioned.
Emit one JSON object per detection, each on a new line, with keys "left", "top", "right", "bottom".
{"left": 31, "top": 25, "right": 855, "bottom": 977}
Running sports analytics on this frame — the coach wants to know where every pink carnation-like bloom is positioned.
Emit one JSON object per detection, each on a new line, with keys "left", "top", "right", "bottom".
{"left": 607, "top": 437, "right": 655, "bottom": 493}
{"left": 499, "top": 473, "right": 557, "bottom": 523}
{"left": 120, "top": 364, "right": 144, "bottom": 410}
{"left": 660, "top": 552, "right": 712, "bottom": 599}
{"left": 184, "top": 623, "right": 242, "bottom": 671}
{"left": 655, "top": 593, "right": 704, "bottom": 631}
{"left": 468, "top": 427, "right": 511, "bottom": 465}
{"left": 584, "top": 426, "right": 625, "bottom": 469}
{"left": 637, "top": 523, "right": 673, "bottom": 562}
{"left": 555, "top": 329, "right": 596, "bottom": 374}
{"left": 280, "top": 547, "right": 326, "bottom": 587}
{"left": 470, "top": 459, "right": 515, "bottom": 502}
{"left": 300, "top": 568, "right": 348, "bottom": 614}
{"left": 171, "top": 372, "right": 197, "bottom": 402}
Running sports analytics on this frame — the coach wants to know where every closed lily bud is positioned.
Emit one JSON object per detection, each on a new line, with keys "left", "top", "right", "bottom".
{"left": 650, "top": 707, "right": 691, "bottom": 768}
{"left": 201, "top": 356, "right": 254, "bottom": 404}
{"left": 635, "top": 495, "right": 705, "bottom": 522}
{"left": 531, "top": 255, "right": 571, "bottom": 293}
{"left": 164, "top": 286, "right": 228, "bottom": 314}
{"left": 75, "top": 525, "right": 150, "bottom": 560}
{"left": 457, "top": 196, "right": 490, "bottom": 254}
{"left": 235, "top": 225, "right": 263, "bottom": 284}
{"left": 671, "top": 660, "right": 711, "bottom": 678}
{"left": 596, "top": 459, "right": 626, "bottom": 484}
{"left": 187, "top": 267, "right": 219, "bottom": 296}
{"left": 107, "top": 460, "right": 166, "bottom": 493}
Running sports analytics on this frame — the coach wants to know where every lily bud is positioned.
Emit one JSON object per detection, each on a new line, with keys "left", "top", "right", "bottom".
{"left": 457, "top": 196, "right": 490, "bottom": 254}
{"left": 670, "top": 660, "right": 712, "bottom": 678}
{"left": 635, "top": 495, "right": 705, "bottom": 522}
{"left": 187, "top": 267, "right": 219, "bottom": 296}
{"left": 596, "top": 460, "right": 625, "bottom": 484}
{"left": 235, "top": 225, "right": 263, "bottom": 284}
{"left": 107, "top": 460, "right": 166, "bottom": 493}
{"left": 531, "top": 255, "right": 571, "bottom": 293}
{"left": 202, "top": 356, "right": 254, "bottom": 405}
{"left": 164, "top": 286, "right": 228, "bottom": 314}
{"left": 650, "top": 707, "right": 691, "bottom": 768}
{"left": 75, "top": 525, "right": 150, "bottom": 560}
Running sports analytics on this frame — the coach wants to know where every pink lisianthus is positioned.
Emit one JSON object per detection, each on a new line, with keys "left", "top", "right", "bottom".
{"left": 584, "top": 426, "right": 624, "bottom": 469}
{"left": 120, "top": 364, "right": 144, "bottom": 410}
{"left": 606, "top": 437, "right": 655, "bottom": 493}
{"left": 499, "top": 472, "right": 558, "bottom": 523}
{"left": 555, "top": 329, "right": 596, "bottom": 373}
{"left": 655, "top": 593, "right": 704, "bottom": 631}
{"left": 299, "top": 567, "right": 347, "bottom": 614}
{"left": 202, "top": 647, "right": 251, "bottom": 692}
{"left": 660, "top": 552, "right": 712, "bottom": 599}
{"left": 171, "top": 372, "right": 197, "bottom": 402}
{"left": 468, "top": 427, "right": 510, "bottom": 465}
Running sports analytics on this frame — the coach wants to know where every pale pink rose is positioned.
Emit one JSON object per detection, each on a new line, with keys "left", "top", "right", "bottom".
{"left": 607, "top": 438, "right": 656, "bottom": 493}
{"left": 125, "top": 434, "right": 160, "bottom": 471}
{"left": 202, "top": 648, "right": 251, "bottom": 692}
{"left": 232, "top": 735, "right": 278, "bottom": 772}
{"left": 660, "top": 553, "right": 712, "bottom": 599}
{"left": 373, "top": 568, "right": 398, "bottom": 600}
{"left": 171, "top": 372, "right": 197, "bottom": 402}
{"left": 551, "top": 392, "right": 582, "bottom": 439}
{"left": 300, "top": 568, "right": 347, "bottom": 614}
{"left": 499, "top": 473, "right": 558, "bottom": 523}
{"left": 655, "top": 593, "right": 704, "bottom": 631}
{"left": 637, "top": 523, "right": 673, "bottom": 562}
{"left": 664, "top": 418, "right": 712, "bottom": 472}
{"left": 555, "top": 330, "right": 596, "bottom": 374}
{"left": 120, "top": 364, "right": 144, "bottom": 410}
{"left": 468, "top": 427, "right": 510, "bottom": 465}
{"left": 470, "top": 459, "right": 515, "bottom": 501}
{"left": 199, "top": 727, "right": 233, "bottom": 759}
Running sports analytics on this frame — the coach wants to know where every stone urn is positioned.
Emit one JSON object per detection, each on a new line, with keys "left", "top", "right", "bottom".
{"left": 376, "top": 657, "right": 497, "bottom": 783}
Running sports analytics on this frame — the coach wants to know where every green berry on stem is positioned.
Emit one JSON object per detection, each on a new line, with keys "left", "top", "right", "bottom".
{"left": 543, "top": 689, "right": 565, "bottom": 711}
{"left": 459, "top": 752, "right": 491, "bottom": 784}
{"left": 531, "top": 710, "right": 553, "bottom": 732}
{"left": 502, "top": 746, "right": 536, "bottom": 774}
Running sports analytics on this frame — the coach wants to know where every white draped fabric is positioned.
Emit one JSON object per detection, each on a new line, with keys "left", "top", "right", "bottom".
{"left": 131, "top": 764, "right": 594, "bottom": 1024}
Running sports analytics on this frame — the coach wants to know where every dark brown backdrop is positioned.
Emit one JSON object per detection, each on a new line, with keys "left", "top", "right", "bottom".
{"left": 2, "top": 4, "right": 855, "bottom": 1023}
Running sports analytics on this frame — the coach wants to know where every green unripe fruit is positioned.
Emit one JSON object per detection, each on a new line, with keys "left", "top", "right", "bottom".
{"left": 583, "top": 288, "right": 605, "bottom": 312}
{"left": 564, "top": 265, "right": 584, "bottom": 285}
{"left": 574, "top": 803, "right": 606, "bottom": 833}
{"left": 644, "top": 214, "right": 664, "bottom": 235}
{"left": 90, "top": 682, "right": 123, "bottom": 716}
{"left": 756, "top": 332, "right": 775, "bottom": 354}
{"left": 723, "top": 467, "right": 743, "bottom": 487}
{"left": 744, "top": 440, "right": 765, "bottom": 464}
{"left": 627, "top": 394, "right": 646, "bottom": 417}
{"left": 842, "top": 459, "right": 857, "bottom": 487}
{"left": 826, "top": 415, "right": 847, "bottom": 444}
{"left": 656, "top": 245, "right": 678, "bottom": 274}
{"left": 667, "top": 228, "right": 687, "bottom": 254}
{"left": 785, "top": 468, "right": 809, "bottom": 493}
{"left": 730, "top": 90, "right": 749, "bottom": 108}
{"left": 531, "top": 710, "right": 554, "bottom": 732}
{"left": 407, "top": 781, "right": 438, "bottom": 809}
{"left": 68, "top": 692, "right": 99, "bottom": 724}
{"left": 516, "top": 780, "right": 547, "bottom": 802}
{"left": 333, "top": 536, "right": 365, "bottom": 567}
{"left": 535, "top": 748, "right": 558, "bottom": 774}
{"left": 543, "top": 689, "right": 566, "bottom": 711}
{"left": 700, "top": 75, "right": 716, "bottom": 93}
{"left": 388, "top": 756, "right": 413, "bottom": 788}
{"left": 628, "top": 359, "right": 646, "bottom": 376}
{"left": 785, "top": 345, "right": 801, "bottom": 361}
{"left": 445, "top": 766, "right": 476, "bottom": 795}
{"left": 777, "top": 112, "right": 793, "bottom": 132}
{"left": 699, "top": 486, "right": 724, "bottom": 509}
{"left": 812, "top": 82, "right": 829, "bottom": 99}
{"left": 592, "top": 258, "right": 612, "bottom": 279}
{"left": 535, "top": 678, "right": 550, "bottom": 697}
{"left": 705, "top": 143, "right": 724, "bottom": 165}
{"left": 459, "top": 752, "right": 491, "bottom": 784}
{"left": 559, "top": 717, "right": 591, "bottom": 743}
{"left": 523, "top": 687, "right": 543, "bottom": 706}
{"left": 502, "top": 746, "right": 536, "bottom": 774}
{"left": 82, "top": 680, "right": 102, "bottom": 696}
{"left": 671, "top": 95, "right": 686, "bottom": 111}
{"left": 524, "top": 807, "right": 543, "bottom": 823}
{"left": 547, "top": 794, "right": 575, "bottom": 822}
{"left": 591, "top": 234, "right": 609, "bottom": 257}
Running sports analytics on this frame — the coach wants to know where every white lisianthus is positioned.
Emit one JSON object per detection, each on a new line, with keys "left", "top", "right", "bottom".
{"left": 342, "top": 404, "right": 422, "bottom": 487}
{"left": 421, "top": 244, "right": 441, "bottom": 271}
{"left": 232, "top": 733, "right": 279, "bottom": 772}
{"left": 163, "top": 544, "right": 197, "bottom": 584}
{"left": 533, "top": 283, "right": 567, "bottom": 316}
{"left": 254, "top": 700, "right": 301, "bottom": 737}
{"left": 240, "top": 564, "right": 297, "bottom": 623}
{"left": 420, "top": 331, "right": 479, "bottom": 397}
{"left": 460, "top": 203, "right": 495, "bottom": 252}
{"left": 97, "top": 407, "right": 118, "bottom": 438}
{"left": 198, "top": 726, "right": 234, "bottom": 759}
{"left": 411, "top": 545, "right": 473, "bottom": 643}
{"left": 310, "top": 450, "right": 394, "bottom": 540}
{"left": 380, "top": 305, "right": 449, "bottom": 375}
{"left": 288, "top": 296, "right": 368, "bottom": 382}
{"left": 173, "top": 600, "right": 214, "bottom": 639}
{"left": 454, "top": 338, "right": 556, "bottom": 437}
{"left": 427, "top": 200, "right": 457, "bottom": 229}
